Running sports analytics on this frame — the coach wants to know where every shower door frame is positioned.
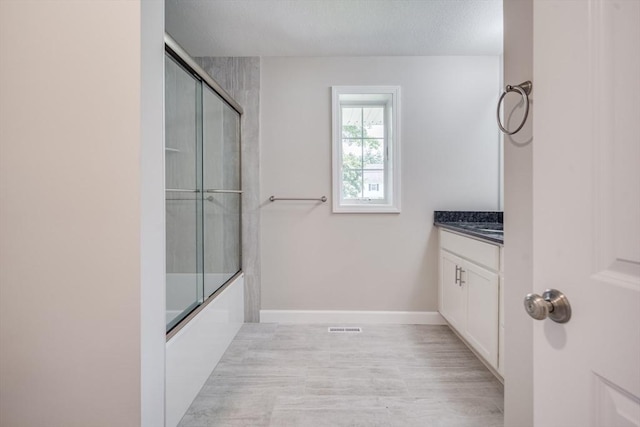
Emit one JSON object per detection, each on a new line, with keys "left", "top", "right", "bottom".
{"left": 164, "top": 33, "right": 244, "bottom": 340}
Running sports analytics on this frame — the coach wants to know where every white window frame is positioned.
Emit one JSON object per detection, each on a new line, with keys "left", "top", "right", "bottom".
{"left": 331, "top": 85, "right": 401, "bottom": 213}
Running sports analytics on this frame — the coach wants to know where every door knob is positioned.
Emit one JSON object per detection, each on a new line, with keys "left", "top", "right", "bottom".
{"left": 524, "top": 289, "right": 571, "bottom": 323}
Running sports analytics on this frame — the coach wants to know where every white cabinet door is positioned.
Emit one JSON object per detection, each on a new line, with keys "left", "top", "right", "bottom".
{"left": 463, "top": 262, "right": 499, "bottom": 368}
{"left": 439, "top": 250, "right": 465, "bottom": 331}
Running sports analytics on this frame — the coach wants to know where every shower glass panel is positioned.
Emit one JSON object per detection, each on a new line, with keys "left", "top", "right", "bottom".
{"left": 165, "top": 54, "right": 203, "bottom": 331}
{"left": 164, "top": 40, "right": 243, "bottom": 333}
{"left": 203, "top": 86, "right": 241, "bottom": 298}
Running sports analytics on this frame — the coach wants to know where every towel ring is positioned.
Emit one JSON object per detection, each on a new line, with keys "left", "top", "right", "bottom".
{"left": 497, "top": 81, "right": 532, "bottom": 135}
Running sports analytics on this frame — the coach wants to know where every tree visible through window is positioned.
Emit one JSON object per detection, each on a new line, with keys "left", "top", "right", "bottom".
{"left": 341, "top": 106, "right": 384, "bottom": 200}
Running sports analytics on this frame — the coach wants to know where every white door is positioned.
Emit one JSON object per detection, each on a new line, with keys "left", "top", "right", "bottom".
{"left": 533, "top": 0, "right": 640, "bottom": 426}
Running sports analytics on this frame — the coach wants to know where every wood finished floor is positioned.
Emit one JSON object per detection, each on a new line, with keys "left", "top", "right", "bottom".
{"left": 178, "top": 324, "right": 504, "bottom": 427}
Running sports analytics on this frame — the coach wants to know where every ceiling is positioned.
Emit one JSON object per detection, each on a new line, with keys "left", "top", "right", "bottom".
{"left": 165, "top": 0, "right": 503, "bottom": 57}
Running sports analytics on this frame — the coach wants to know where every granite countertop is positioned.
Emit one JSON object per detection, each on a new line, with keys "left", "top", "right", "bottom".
{"left": 434, "top": 211, "right": 504, "bottom": 245}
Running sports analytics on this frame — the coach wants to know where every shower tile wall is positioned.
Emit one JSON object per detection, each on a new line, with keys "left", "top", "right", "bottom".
{"left": 197, "top": 57, "right": 261, "bottom": 322}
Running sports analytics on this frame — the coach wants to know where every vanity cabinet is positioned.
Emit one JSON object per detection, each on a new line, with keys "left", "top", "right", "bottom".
{"left": 439, "top": 229, "right": 502, "bottom": 374}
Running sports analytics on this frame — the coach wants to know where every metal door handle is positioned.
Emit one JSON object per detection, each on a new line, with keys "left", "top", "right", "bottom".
{"left": 454, "top": 265, "right": 465, "bottom": 286}
{"left": 524, "top": 289, "right": 571, "bottom": 323}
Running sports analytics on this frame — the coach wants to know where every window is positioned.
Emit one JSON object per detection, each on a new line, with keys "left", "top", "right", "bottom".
{"left": 332, "top": 86, "right": 401, "bottom": 213}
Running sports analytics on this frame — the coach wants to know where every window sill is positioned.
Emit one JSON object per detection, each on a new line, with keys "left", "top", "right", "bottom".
{"left": 332, "top": 204, "right": 401, "bottom": 214}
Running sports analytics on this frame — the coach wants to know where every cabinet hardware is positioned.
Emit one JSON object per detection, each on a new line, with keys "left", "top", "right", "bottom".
{"left": 455, "top": 265, "right": 466, "bottom": 286}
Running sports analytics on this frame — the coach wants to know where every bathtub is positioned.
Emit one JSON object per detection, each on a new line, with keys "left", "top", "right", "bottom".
{"left": 165, "top": 273, "right": 244, "bottom": 427}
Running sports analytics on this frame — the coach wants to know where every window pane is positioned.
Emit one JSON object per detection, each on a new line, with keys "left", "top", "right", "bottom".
{"left": 363, "top": 138, "right": 384, "bottom": 170}
{"left": 342, "top": 139, "right": 363, "bottom": 167}
{"left": 342, "top": 169, "right": 363, "bottom": 200}
{"left": 342, "top": 107, "right": 362, "bottom": 138}
{"left": 363, "top": 170, "right": 385, "bottom": 200}
{"left": 363, "top": 107, "right": 384, "bottom": 138}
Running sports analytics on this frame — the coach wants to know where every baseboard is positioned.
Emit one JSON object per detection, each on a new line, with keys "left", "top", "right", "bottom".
{"left": 259, "top": 310, "right": 446, "bottom": 325}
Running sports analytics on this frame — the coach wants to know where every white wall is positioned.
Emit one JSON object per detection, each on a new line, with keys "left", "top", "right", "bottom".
{"left": 0, "top": 1, "right": 165, "bottom": 426}
{"left": 260, "top": 56, "right": 500, "bottom": 313}
{"left": 503, "top": 0, "right": 534, "bottom": 425}
{"left": 141, "top": 0, "right": 166, "bottom": 425}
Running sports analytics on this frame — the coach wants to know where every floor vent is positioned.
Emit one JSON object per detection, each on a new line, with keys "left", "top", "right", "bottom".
{"left": 328, "top": 327, "right": 362, "bottom": 333}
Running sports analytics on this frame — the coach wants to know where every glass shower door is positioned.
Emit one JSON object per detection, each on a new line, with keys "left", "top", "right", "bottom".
{"left": 164, "top": 39, "right": 243, "bottom": 333}
{"left": 165, "top": 54, "right": 203, "bottom": 331}
{"left": 202, "top": 85, "right": 241, "bottom": 298}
